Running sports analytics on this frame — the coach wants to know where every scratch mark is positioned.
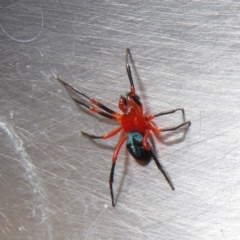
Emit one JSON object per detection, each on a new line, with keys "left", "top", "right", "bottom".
{"left": 15, "top": 125, "right": 33, "bottom": 137}
{"left": 1, "top": 229, "right": 8, "bottom": 238}
{"left": 10, "top": 112, "right": 14, "bottom": 119}
{"left": 37, "top": 47, "right": 44, "bottom": 57}
{"left": 84, "top": 205, "right": 107, "bottom": 240}
{"left": 0, "top": 121, "right": 53, "bottom": 238}
{"left": 221, "top": 229, "right": 225, "bottom": 239}
{"left": 51, "top": 69, "right": 58, "bottom": 79}
{"left": 0, "top": 5, "right": 44, "bottom": 43}
{"left": 0, "top": 153, "right": 21, "bottom": 163}
{"left": 199, "top": 110, "right": 202, "bottom": 135}
{"left": 72, "top": 36, "right": 75, "bottom": 56}
{"left": 34, "top": 166, "right": 58, "bottom": 178}
{"left": 119, "top": 204, "right": 159, "bottom": 227}
{"left": 0, "top": 212, "right": 15, "bottom": 232}
{"left": 64, "top": 163, "right": 77, "bottom": 170}
{"left": 0, "top": 122, "right": 14, "bottom": 139}
{"left": 0, "top": 173, "right": 9, "bottom": 187}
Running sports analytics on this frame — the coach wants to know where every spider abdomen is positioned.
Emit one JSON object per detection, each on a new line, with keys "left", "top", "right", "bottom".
{"left": 126, "top": 131, "right": 151, "bottom": 161}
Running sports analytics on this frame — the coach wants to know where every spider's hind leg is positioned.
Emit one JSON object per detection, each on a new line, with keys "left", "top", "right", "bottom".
{"left": 150, "top": 150, "right": 175, "bottom": 191}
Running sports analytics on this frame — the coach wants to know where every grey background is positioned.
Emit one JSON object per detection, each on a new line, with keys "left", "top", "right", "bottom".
{"left": 1, "top": 1, "right": 240, "bottom": 239}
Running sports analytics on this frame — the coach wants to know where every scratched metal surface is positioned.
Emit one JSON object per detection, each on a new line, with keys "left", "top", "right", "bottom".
{"left": 1, "top": 1, "right": 240, "bottom": 239}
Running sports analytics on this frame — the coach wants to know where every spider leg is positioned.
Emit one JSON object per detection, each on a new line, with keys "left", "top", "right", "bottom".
{"left": 150, "top": 150, "right": 175, "bottom": 190}
{"left": 141, "top": 130, "right": 174, "bottom": 189}
{"left": 142, "top": 129, "right": 151, "bottom": 150}
{"left": 74, "top": 99, "right": 117, "bottom": 120}
{"left": 161, "top": 121, "right": 191, "bottom": 132}
{"left": 57, "top": 77, "right": 118, "bottom": 121}
{"left": 147, "top": 121, "right": 191, "bottom": 133}
{"left": 81, "top": 126, "right": 123, "bottom": 139}
{"left": 109, "top": 135, "right": 127, "bottom": 207}
{"left": 146, "top": 108, "right": 185, "bottom": 121}
{"left": 126, "top": 48, "right": 135, "bottom": 95}
{"left": 57, "top": 76, "right": 120, "bottom": 117}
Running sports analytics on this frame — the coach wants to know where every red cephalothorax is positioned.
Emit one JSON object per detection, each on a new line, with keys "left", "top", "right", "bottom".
{"left": 121, "top": 107, "right": 147, "bottom": 134}
{"left": 119, "top": 94, "right": 147, "bottom": 134}
{"left": 56, "top": 48, "right": 191, "bottom": 207}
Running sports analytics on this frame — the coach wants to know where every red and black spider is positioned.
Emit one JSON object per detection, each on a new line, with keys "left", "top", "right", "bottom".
{"left": 57, "top": 48, "right": 191, "bottom": 207}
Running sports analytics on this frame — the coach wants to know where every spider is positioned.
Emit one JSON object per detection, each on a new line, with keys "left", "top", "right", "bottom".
{"left": 56, "top": 48, "right": 191, "bottom": 207}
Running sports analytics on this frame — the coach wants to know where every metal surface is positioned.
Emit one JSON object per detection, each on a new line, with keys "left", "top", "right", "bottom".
{"left": 1, "top": 1, "right": 240, "bottom": 239}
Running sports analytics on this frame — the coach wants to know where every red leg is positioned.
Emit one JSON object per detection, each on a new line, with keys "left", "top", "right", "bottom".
{"left": 81, "top": 126, "right": 123, "bottom": 139}
{"left": 127, "top": 96, "right": 143, "bottom": 113}
{"left": 109, "top": 135, "right": 127, "bottom": 207}
{"left": 90, "top": 98, "right": 121, "bottom": 118}
{"left": 147, "top": 122, "right": 161, "bottom": 133}
{"left": 142, "top": 129, "right": 151, "bottom": 150}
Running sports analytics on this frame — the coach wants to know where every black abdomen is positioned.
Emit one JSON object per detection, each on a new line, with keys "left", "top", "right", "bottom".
{"left": 126, "top": 131, "right": 151, "bottom": 161}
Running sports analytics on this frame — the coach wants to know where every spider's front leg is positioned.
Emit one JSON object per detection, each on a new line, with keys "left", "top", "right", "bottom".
{"left": 57, "top": 76, "right": 120, "bottom": 120}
